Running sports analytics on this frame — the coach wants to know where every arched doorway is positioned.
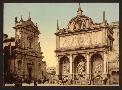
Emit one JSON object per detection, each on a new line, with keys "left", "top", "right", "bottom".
{"left": 27, "top": 63, "right": 33, "bottom": 82}
{"left": 59, "top": 56, "right": 70, "bottom": 80}
{"left": 91, "top": 53, "right": 103, "bottom": 85}
{"left": 74, "top": 55, "right": 86, "bottom": 81}
{"left": 28, "top": 67, "right": 32, "bottom": 80}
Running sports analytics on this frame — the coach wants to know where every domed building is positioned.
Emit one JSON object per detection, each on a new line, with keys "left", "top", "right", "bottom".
{"left": 55, "top": 4, "right": 119, "bottom": 85}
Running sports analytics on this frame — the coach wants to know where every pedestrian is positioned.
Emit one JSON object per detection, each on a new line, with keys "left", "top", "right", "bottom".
{"left": 14, "top": 76, "right": 22, "bottom": 87}
{"left": 34, "top": 79, "right": 37, "bottom": 86}
{"left": 19, "top": 77, "right": 22, "bottom": 86}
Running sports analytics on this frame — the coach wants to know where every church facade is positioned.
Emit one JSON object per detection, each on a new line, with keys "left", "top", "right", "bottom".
{"left": 3, "top": 15, "right": 46, "bottom": 83}
{"left": 55, "top": 4, "right": 119, "bottom": 85}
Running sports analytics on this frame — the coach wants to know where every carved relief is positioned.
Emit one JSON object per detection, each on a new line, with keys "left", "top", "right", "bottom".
{"left": 68, "top": 21, "right": 76, "bottom": 31}
{"left": 66, "top": 15, "right": 97, "bottom": 32}
{"left": 81, "top": 19, "right": 86, "bottom": 29}
{"left": 60, "top": 31, "right": 103, "bottom": 48}
{"left": 94, "top": 62, "right": 103, "bottom": 75}
{"left": 93, "top": 76, "right": 103, "bottom": 85}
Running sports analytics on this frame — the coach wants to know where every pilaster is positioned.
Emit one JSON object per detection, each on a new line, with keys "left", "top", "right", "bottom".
{"left": 86, "top": 52, "right": 91, "bottom": 84}
{"left": 68, "top": 54, "right": 73, "bottom": 80}
{"left": 56, "top": 36, "right": 60, "bottom": 49}
{"left": 56, "top": 56, "right": 60, "bottom": 80}
{"left": 102, "top": 50, "right": 108, "bottom": 84}
{"left": 103, "top": 50, "right": 108, "bottom": 75}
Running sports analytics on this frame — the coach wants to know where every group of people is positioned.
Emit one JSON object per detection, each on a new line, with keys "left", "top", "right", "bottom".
{"left": 14, "top": 76, "right": 37, "bottom": 86}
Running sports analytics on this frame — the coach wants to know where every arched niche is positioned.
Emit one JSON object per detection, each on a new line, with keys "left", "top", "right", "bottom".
{"left": 91, "top": 53, "right": 103, "bottom": 85}
{"left": 74, "top": 54, "right": 86, "bottom": 76}
{"left": 59, "top": 56, "right": 70, "bottom": 77}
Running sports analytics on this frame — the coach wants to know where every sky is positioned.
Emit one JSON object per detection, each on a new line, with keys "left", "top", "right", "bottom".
{"left": 4, "top": 3, "right": 119, "bottom": 67}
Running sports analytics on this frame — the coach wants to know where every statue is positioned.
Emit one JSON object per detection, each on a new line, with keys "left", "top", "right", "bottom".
{"left": 63, "top": 62, "right": 70, "bottom": 74}
{"left": 77, "top": 60, "right": 86, "bottom": 74}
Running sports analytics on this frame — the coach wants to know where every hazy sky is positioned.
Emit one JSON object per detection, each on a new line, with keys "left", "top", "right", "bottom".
{"left": 4, "top": 3, "right": 119, "bottom": 67}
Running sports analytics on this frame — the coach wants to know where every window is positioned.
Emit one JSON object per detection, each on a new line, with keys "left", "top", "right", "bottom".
{"left": 29, "top": 41, "right": 31, "bottom": 48}
{"left": 117, "top": 32, "right": 119, "bottom": 37}
{"left": 108, "top": 37, "right": 113, "bottom": 51}
{"left": 42, "top": 71, "right": 43, "bottom": 76}
{"left": 18, "top": 60, "right": 22, "bottom": 70}
{"left": 110, "top": 40, "right": 113, "bottom": 51}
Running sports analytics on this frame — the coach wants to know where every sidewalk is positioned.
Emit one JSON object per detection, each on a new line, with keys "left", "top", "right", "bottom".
{"left": 5, "top": 83, "right": 119, "bottom": 86}
{"left": 5, "top": 84, "right": 15, "bottom": 86}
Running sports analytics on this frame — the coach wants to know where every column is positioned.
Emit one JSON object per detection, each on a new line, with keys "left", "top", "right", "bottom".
{"left": 103, "top": 50, "right": 108, "bottom": 84}
{"left": 86, "top": 52, "right": 91, "bottom": 84}
{"left": 103, "top": 51, "right": 107, "bottom": 74}
{"left": 35, "top": 58, "right": 37, "bottom": 80}
{"left": 56, "top": 36, "right": 60, "bottom": 49}
{"left": 70, "top": 55, "right": 72, "bottom": 74}
{"left": 86, "top": 53, "right": 90, "bottom": 75}
{"left": 36, "top": 58, "right": 38, "bottom": 80}
{"left": 56, "top": 56, "right": 60, "bottom": 80}
{"left": 56, "top": 61, "right": 59, "bottom": 75}
{"left": 72, "top": 61, "right": 74, "bottom": 80}
{"left": 24, "top": 56, "right": 28, "bottom": 79}
{"left": 21, "top": 55, "right": 23, "bottom": 78}
{"left": 23, "top": 55, "right": 25, "bottom": 80}
{"left": 69, "top": 54, "right": 73, "bottom": 79}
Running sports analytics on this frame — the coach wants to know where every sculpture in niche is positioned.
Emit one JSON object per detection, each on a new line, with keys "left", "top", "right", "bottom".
{"left": 75, "top": 23, "right": 81, "bottom": 30}
{"left": 77, "top": 60, "right": 86, "bottom": 74}
{"left": 81, "top": 19, "right": 86, "bottom": 29}
{"left": 62, "top": 60, "right": 70, "bottom": 74}
{"left": 74, "top": 18, "right": 82, "bottom": 30}
{"left": 16, "top": 38, "right": 21, "bottom": 47}
{"left": 27, "top": 35, "right": 33, "bottom": 48}
{"left": 68, "top": 21, "right": 76, "bottom": 32}
{"left": 63, "top": 65, "right": 70, "bottom": 74}
{"left": 16, "top": 29, "right": 22, "bottom": 47}
{"left": 94, "top": 63, "right": 102, "bottom": 74}
{"left": 93, "top": 59, "right": 103, "bottom": 76}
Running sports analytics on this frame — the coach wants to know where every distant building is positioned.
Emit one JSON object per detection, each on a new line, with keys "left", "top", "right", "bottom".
{"left": 40, "top": 61, "right": 47, "bottom": 79}
{"left": 3, "top": 36, "right": 15, "bottom": 83}
{"left": 55, "top": 4, "right": 119, "bottom": 85}
{"left": 3, "top": 15, "right": 46, "bottom": 84}
{"left": 47, "top": 67, "right": 56, "bottom": 75}
{"left": 46, "top": 67, "right": 56, "bottom": 84}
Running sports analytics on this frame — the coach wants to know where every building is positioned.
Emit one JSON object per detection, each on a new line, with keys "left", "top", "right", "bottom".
{"left": 39, "top": 61, "right": 47, "bottom": 79}
{"left": 55, "top": 4, "right": 119, "bottom": 85}
{"left": 47, "top": 67, "right": 56, "bottom": 75}
{"left": 3, "top": 15, "right": 46, "bottom": 84}
{"left": 108, "top": 21, "right": 119, "bottom": 85}
{"left": 3, "top": 35, "right": 15, "bottom": 83}
{"left": 46, "top": 67, "right": 56, "bottom": 84}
